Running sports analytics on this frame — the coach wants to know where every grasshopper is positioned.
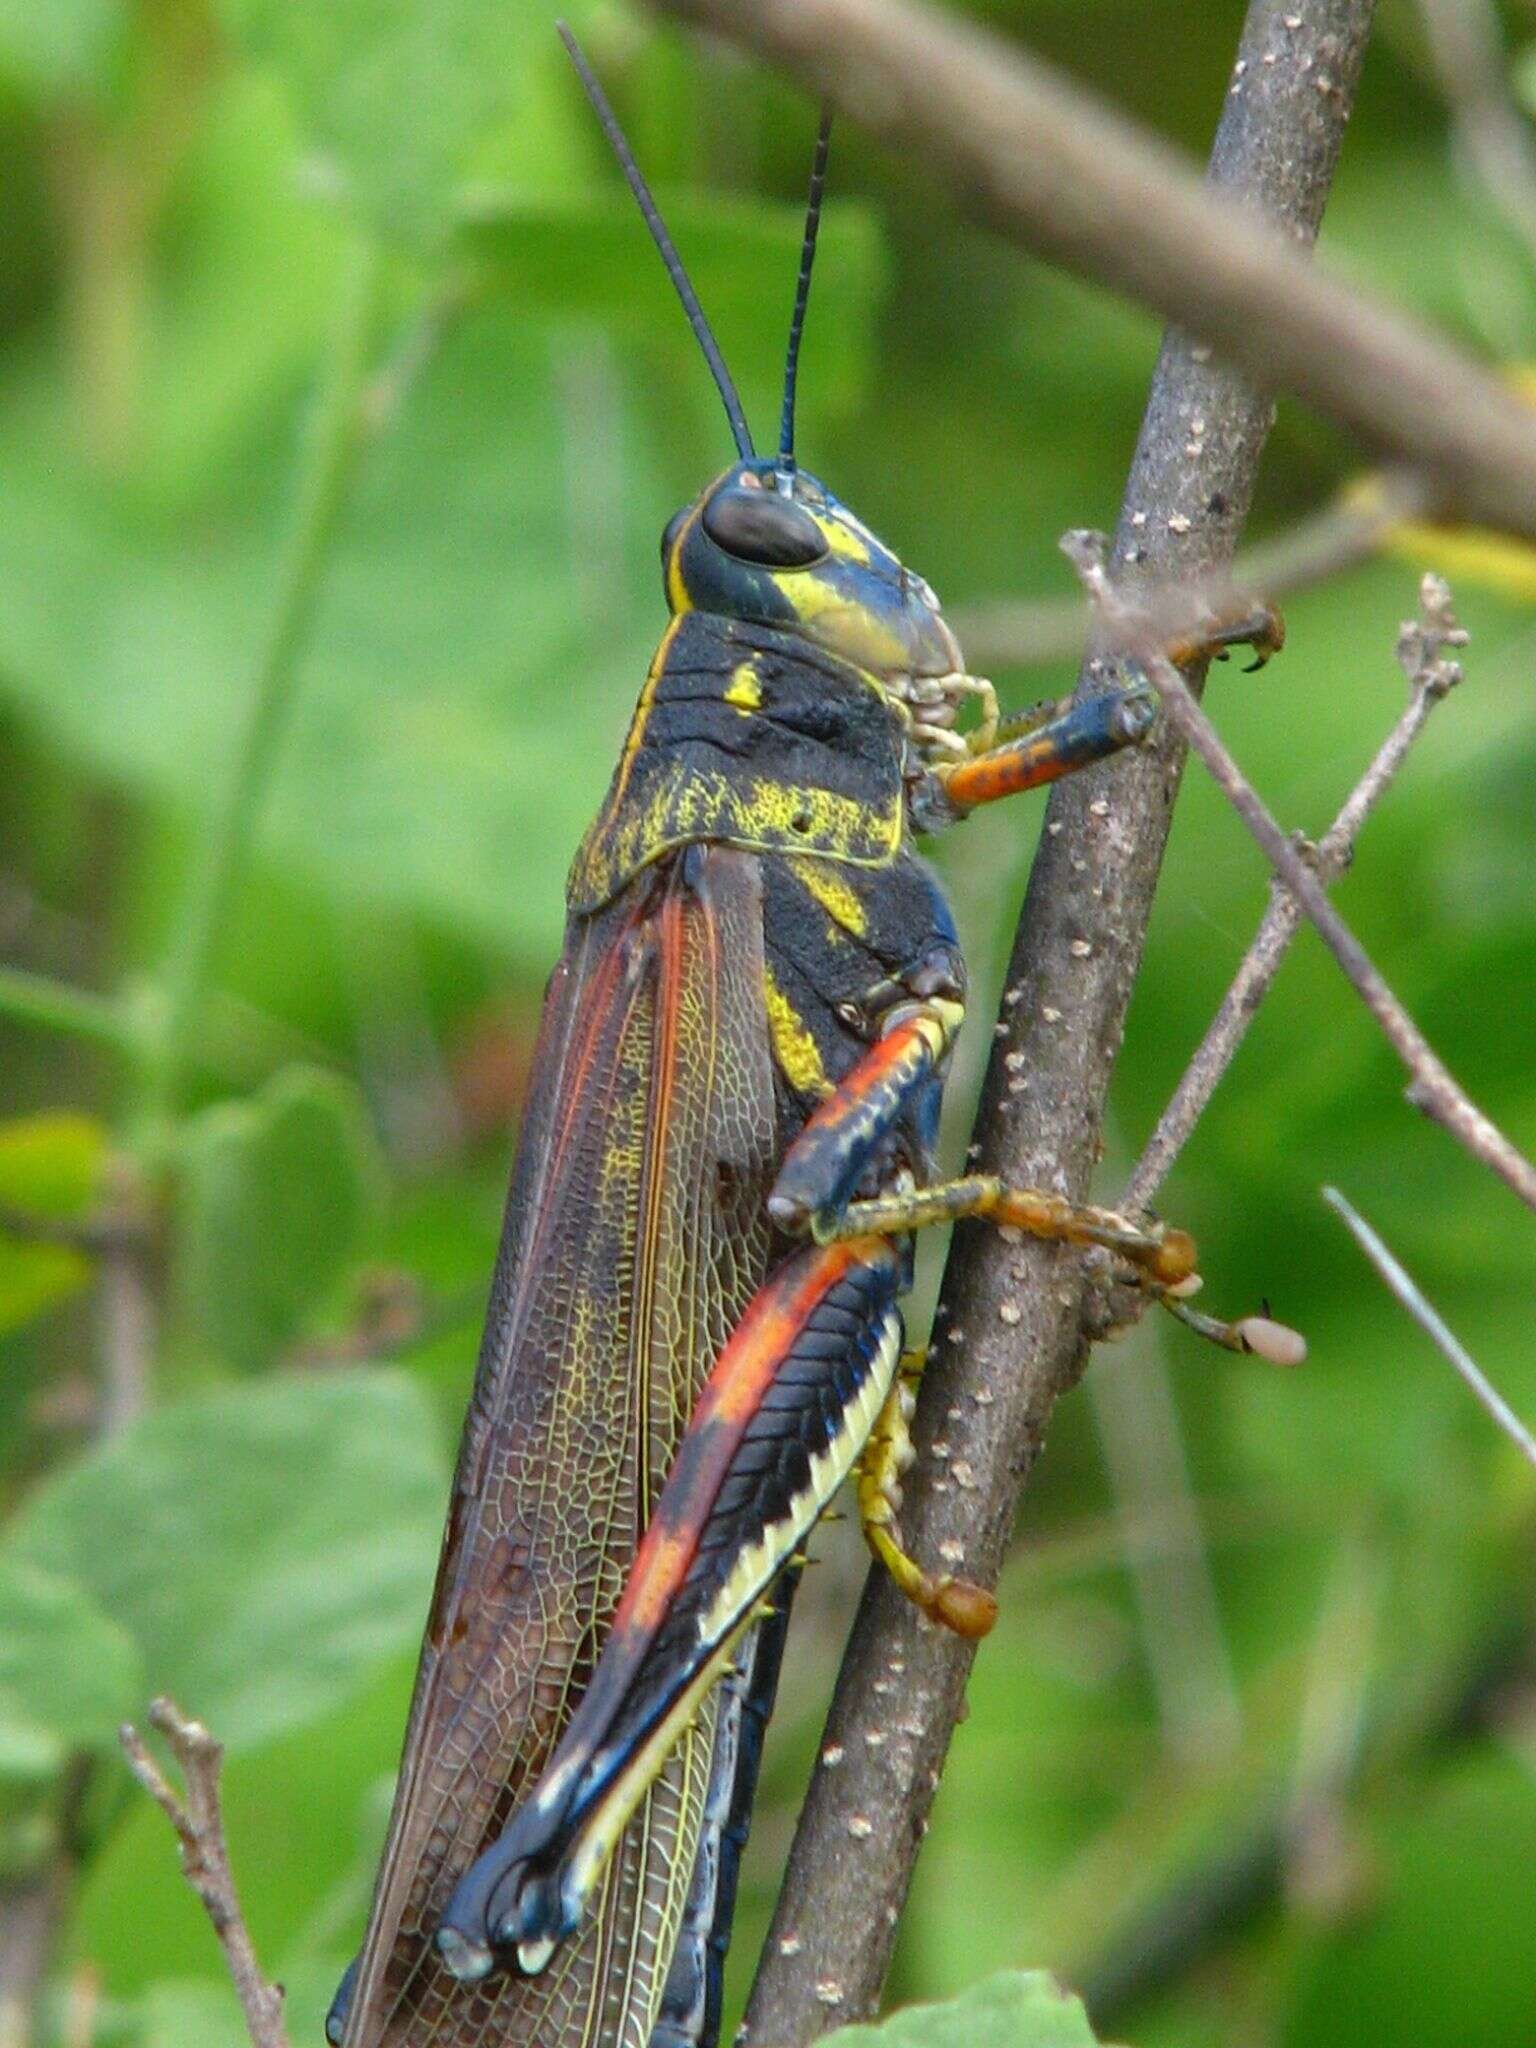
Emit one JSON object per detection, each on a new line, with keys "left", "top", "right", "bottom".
{"left": 330, "top": 28, "right": 1281, "bottom": 2048}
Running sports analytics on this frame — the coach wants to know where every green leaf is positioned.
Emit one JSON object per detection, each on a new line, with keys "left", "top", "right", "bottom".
{"left": 128, "top": 1953, "right": 357, "bottom": 2048}
{"left": 1510, "top": 42, "right": 1536, "bottom": 128}
{"left": 823, "top": 1973, "right": 1102, "bottom": 2048}
{"left": 0, "top": 54, "right": 882, "bottom": 972}
{"left": 0, "top": 1557, "right": 142, "bottom": 1779}
{"left": 0, "top": 0, "right": 123, "bottom": 97}
{"left": 0, "top": 1112, "right": 108, "bottom": 1338}
{"left": 176, "top": 1067, "right": 382, "bottom": 1373}
{"left": 2, "top": 1369, "right": 447, "bottom": 1752}
{"left": 225, "top": 0, "right": 587, "bottom": 246}
{"left": 1284, "top": 1747, "right": 1536, "bottom": 2048}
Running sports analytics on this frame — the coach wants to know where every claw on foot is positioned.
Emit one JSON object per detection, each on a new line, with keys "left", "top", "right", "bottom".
{"left": 926, "top": 1576, "right": 999, "bottom": 1638}
{"left": 1168, "top": 599, "right": 1286, "bottom": 674}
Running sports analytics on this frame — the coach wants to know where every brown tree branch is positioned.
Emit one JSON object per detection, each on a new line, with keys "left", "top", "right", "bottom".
{"left": 1063, "top": 535, "right": 1536, "bottom": 1211}
{"left": 651, "top": 0, "right": 1536, "bottom": 538}
{"left": 119, "top": 1699, "right": 289, "bottom": 2048}
{"left": 739, "top": 4, "right": 1375, "bottom": 2039}
{"left": 1122, "top": 570, "right": 1467, "bottom": 1213}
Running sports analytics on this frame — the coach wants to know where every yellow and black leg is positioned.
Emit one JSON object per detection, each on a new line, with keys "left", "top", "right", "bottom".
{"left": 435, "top": 965, "right": 1272, "bottom": 1982}
{"left": 935, "top": 684, "right": 1158, "bottom": 813}
{"left": 856, "top": 1349, "right": 998, "bottom": 1638}
{"left": 769, "top": 999, "right": 1196, "bottom": 1288}
{"left": 763, "top": 997, "right": 1238, "bottom": 1641}
{"left": 828, "top": 1175, "right": 1197, "bottom": 1287}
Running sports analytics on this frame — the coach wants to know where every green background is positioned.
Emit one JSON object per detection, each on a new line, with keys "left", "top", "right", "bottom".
{"left": 2, "top": 2, "right": 1535, "bottom": 2044}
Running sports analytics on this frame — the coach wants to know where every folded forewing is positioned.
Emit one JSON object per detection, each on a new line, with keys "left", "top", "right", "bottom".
{"left": 342, "top": 846, "right": 779, "bottom": 2048}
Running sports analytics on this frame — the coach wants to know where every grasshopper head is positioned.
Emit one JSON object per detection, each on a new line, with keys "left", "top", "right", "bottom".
{"left": 662, "top": 460, "right": 964, "bottom": 695}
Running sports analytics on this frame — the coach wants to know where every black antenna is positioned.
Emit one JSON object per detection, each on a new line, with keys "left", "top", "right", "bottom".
{"left": 558, "top": 22, "right": 755, "bottom": 461}
{"left": 777, "top": 107, "right": 833, "bottom": 488}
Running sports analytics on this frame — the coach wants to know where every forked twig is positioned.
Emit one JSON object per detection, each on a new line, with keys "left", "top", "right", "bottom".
{"left": 1063, "top": 533, "right": 1536, "bottom": 1214}
{"left": 1123, "top": 571, "right": 1468, "bottom": 1212}
{"left": 119, "top": 1699, "right": 290, "bottom": 2048}
{"left": 1323, "top": 1186, "right": 1536, "bottom": 1468}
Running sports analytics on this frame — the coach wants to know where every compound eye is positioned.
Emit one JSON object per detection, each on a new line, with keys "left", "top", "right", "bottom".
{"left": 701, "top": 487, "right": 827, "bottom": 568}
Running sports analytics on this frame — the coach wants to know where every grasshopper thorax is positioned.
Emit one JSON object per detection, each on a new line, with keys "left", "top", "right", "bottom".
{"left": 662, "top": 460, "right": 965, "bottom": 708}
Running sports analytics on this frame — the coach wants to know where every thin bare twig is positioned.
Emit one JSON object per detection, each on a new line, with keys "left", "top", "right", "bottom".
{"left": 1122, "top": 570, "right": 1468, "bottom": 1212}
{"left": 119, "top": 1699, "right": 290, "bottom": 2048}
{"left": 0, "top": 1762, "right": 91, "bottom": 2048}
{"left": 1323, "top": 1185, "right": 1536, "bottom": 1466}
{"left": 96, "top": 1232, "right": 154, "bottom": 1439}
{"left": 955, "top": 473, "right": 1425, "bottom": 672}
{"left": 0, "top": 1164, "right": 154, "bottom": 2038}
{"left": 1063, "top": 533, "right": 1536, "bottom": 1213}
{"left": 653, "top": 0, "right": 1536, "bottom": 538}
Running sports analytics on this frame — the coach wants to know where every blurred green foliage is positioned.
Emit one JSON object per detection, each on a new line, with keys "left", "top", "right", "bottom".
{"left": 823, "top": 1972, "right": 1101, "bottom": 2047}
{"left": 2, "top": 2, "right": 1535, "bottom": 2046}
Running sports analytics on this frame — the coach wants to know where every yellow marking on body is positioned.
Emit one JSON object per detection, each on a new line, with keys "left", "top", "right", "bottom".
{"left": 665, "top": 500, "right": 703, "bottom": 615}
{"left": 788, "top": 856, "right": 868, "bottom": 938}
{"left": 737, "top": 775, "right": 877, "bottom": 850}
{"left": 569, "top": 756, "right": 904, "bottom": 912}
{"left": 724, "top": 662, "right": 762, "bottom": 712}
{"left": 763, "top": 967, "right": 830, "bottom": 1098}
{"left": 773, "top": 570, "right": 909, "bottom": 670}
{"left": 823, "top": 521, "right": 871, "bottom": 565}
{"left": 609, "top": 614, "right": 686, "bottom": 818}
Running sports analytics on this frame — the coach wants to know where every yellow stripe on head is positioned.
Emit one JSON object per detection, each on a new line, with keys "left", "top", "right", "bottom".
{"left": 822, "top": 521, "right": 871, "bottom": 565}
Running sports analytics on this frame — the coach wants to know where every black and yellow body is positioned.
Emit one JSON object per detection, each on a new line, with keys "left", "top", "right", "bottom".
{"left": 329, "top": 451, "right": 1260, "bottom": 2048}
{"left": 331, "top": 37, "right": 1282, "bottom": 2048}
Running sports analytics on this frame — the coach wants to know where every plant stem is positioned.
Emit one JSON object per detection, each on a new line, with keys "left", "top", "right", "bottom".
{"left": 1323, "top": 1186, "right": 1536, "bottom": 1465}
{"left": 0, "top": 964, "right": 141, "bottom": 1056}
{"left": 139, "top": 235, "right": 382, "bottom": 1135}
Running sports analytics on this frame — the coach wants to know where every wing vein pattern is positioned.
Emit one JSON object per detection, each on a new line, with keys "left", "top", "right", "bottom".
{"left": 342, "top": 847, "right": 779, "bottom": 2048}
